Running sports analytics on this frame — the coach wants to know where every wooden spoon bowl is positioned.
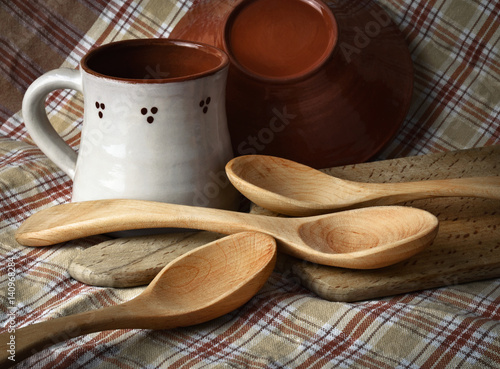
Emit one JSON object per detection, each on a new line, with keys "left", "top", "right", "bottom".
{"left": 298, "top": 207, "right": 425, "bottom": 254}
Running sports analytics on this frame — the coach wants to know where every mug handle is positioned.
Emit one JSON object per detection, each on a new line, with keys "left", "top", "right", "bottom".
{"left": 22, "top": 68, "right": 83, "bottom": 180}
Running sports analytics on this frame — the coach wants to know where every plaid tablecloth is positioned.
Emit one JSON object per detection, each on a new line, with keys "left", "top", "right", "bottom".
{"left": 1, "top": 0, "right": 500, "bottom": 368}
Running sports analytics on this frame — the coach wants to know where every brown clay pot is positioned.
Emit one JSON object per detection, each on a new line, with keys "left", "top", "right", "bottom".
{"left": 170, "top": 0, "right": 413, "bottom": 168}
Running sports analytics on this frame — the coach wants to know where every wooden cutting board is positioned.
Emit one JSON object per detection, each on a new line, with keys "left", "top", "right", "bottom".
{"left": 269, "top": 145, "right": 500, "bottom": 301}
{"left": 69, "top": 231, "right": 221, "bottom": 287}
{"left": 70, "top": 145, "right": 500, "bottom": 302}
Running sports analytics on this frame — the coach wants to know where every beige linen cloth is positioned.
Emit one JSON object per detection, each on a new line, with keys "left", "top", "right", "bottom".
{"left": 0, "top": 0, "right": 499, "bottom": 368}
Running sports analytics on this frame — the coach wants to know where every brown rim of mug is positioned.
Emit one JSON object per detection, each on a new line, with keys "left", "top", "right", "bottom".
{"left": 81, "top": 38, "right": 229, "bottom": 83}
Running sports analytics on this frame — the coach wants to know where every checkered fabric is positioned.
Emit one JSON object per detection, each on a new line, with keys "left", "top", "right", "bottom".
{"left": 1, "top": 0, "right": 500, "bottom": 368}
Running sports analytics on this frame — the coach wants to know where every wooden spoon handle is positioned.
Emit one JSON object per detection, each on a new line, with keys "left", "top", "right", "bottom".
{"left": 0, "top": 305, "right": 128, "bottom": 369}
{"left": 365, "top": 176, "right": 500, "bottom": 204}
{"left": 0, "top": 300, "right": 179, "bottom": 368}
{"left": 16, "top": 199, "right": 270, "bottom": 247}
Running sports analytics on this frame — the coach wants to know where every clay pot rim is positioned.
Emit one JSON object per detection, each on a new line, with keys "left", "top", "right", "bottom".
{"left": 81, "top": 38, "right": 229, "bottom": 84}
{"left": 222, "top": 0, "right": 338, "bottom": 83}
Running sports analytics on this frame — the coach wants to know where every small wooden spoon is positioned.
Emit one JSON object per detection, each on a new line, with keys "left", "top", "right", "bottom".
{"left": 15, "top": 199, "right": 438, "bottom": 269}
{"left": 0, "top": 232, "right": 276, "bottom": 369}
{"left": 226, "top": 155, "right": 500, "bottom": 216}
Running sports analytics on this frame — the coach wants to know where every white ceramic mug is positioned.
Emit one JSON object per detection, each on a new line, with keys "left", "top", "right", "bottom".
{"left": 22, "top": 39, "right": 238, "bottom": 210}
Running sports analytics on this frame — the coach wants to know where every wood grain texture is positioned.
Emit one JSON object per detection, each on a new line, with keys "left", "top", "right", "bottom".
{"left": 69, "top": 232, "right": 222, "bottom": 287}
{"left": 270, "top": 145, "right": 500, "bottom": 302}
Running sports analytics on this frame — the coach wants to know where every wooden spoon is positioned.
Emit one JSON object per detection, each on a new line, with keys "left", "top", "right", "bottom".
{"left": 225, "top": 155, "right": 500, "bottom": 216}
{"left": 0, "top": 232, "right": 276, "bottom": 369}
{"left": 15, "top": 199, "right": 439, "bottom": 269}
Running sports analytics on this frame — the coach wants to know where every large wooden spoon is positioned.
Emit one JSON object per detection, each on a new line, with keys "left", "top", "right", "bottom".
{"left": 15, "top": 199, "right": 438, "bottom": 269}
{"left": 0, "top": 232, "right": 276, "bottom": 369}
{"left": 226, "top": 155, "right": 500, "bottom": 216}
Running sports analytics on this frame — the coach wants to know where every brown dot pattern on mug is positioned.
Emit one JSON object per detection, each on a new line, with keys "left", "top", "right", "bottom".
{"left": 95, "top": 101, "right": 105, "bottom": 118}
{"left": 199, "top": 97, "right": 211, "bottom": 114}
{"left": 141, "top": 106, "right": 158, "bottom": 124}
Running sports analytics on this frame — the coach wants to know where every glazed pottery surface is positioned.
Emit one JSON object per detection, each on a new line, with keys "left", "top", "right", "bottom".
{"left": 22, "top": 39, "right": 238, "bottom": 210}
{"left": 170, "top": 0, "right": 414, "bottom": 168}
